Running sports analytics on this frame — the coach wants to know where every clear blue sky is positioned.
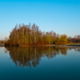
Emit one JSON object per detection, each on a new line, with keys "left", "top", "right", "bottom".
{"left": 0, "top": 0, "right": 80, "bottom": 39}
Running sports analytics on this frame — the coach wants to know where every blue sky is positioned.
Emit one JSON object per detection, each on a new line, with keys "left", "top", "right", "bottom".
{"left": 0, "top": 0, "right": 80, "bottom": 39}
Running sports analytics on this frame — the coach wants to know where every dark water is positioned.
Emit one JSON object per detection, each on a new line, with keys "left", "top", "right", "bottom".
{"left": 0, "top": 46, "right": 80, "bottom": 80}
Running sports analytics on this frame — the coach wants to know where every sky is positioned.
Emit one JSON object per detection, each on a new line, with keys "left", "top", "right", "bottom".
{"left": 0, "top": 0, "right": 80, "bottom": 40}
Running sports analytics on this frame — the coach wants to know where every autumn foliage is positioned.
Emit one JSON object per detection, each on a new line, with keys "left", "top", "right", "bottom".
{"left": 4, "top": 23, "right": 68, "bottom": 46}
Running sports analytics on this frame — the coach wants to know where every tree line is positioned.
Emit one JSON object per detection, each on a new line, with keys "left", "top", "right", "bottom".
{"left": 4, "top": 23, "right": 80, "bottom": 46}
{"left": 68, "top": 36, "right": 80, "bottom": 44}
{"left": 5, "top": 23, "right": 68, "bottom": 46}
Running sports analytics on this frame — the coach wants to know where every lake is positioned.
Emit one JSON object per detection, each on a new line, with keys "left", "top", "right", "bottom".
{"left": 0, "top": 46, "right": 80, "bottom": 80}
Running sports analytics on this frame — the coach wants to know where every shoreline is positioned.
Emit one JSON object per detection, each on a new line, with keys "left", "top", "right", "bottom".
{"left": 4, "top": 44, "right": 80, "bottom": 47}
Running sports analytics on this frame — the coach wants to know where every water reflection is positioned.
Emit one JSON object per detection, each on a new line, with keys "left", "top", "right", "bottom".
{"left": 5, "top": 46, "right": 80, "bottom": 68}
{"left": 5, "top": 46, "right": 69, "bottom": 68}
{"left": 5, "top": 47, "right": 80, "bottom": 68}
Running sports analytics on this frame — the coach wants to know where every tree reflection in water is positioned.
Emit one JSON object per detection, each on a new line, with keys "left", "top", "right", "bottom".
{"left": 5, "top": 46, "right": 68, "bottom": 68}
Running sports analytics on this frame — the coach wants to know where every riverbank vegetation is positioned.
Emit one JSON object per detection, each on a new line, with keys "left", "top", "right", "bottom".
{"left": 4, "top": 23, "right": 80, "bottom": 46}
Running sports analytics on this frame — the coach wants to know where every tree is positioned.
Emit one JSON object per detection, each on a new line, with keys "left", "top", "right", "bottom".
{"left": 60, "top": 34, "right": 67, "bottom": 45}
{"left": 46, "top": 31, "right": 53, "bottom": 45}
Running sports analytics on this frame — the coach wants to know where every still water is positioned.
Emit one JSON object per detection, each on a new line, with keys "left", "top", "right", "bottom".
{"left": 0, "top": 46, "right": 80, "bottom": 80}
